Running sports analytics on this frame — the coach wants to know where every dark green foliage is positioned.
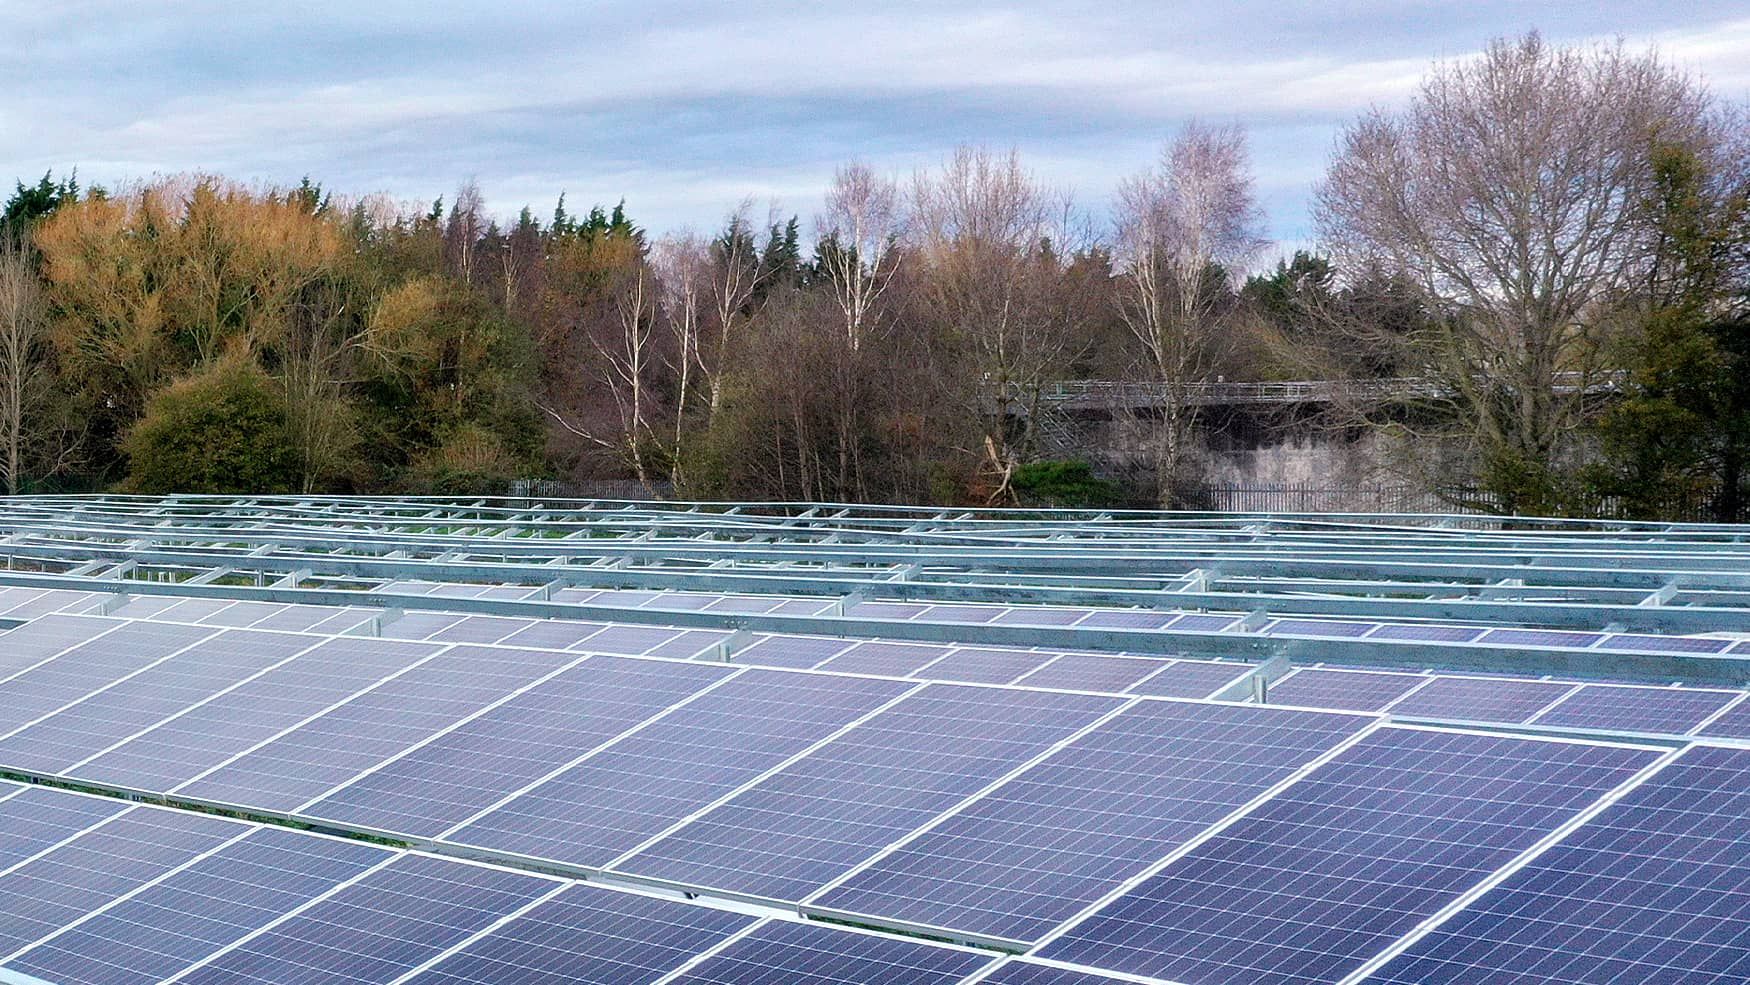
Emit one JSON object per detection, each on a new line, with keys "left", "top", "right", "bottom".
{"left": 1, "top": 171, "right": 79, "bottom": 234}
{"left": 122, "top": 361, "right": 301, "bottom": 495}
{"left": 1010, "top": 460, "right": 1123, "bottom": 508}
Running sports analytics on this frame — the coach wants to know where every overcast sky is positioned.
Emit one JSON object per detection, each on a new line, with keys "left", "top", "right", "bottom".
{"left": 9, "top": 2, "right": 1750, "bottom": 259}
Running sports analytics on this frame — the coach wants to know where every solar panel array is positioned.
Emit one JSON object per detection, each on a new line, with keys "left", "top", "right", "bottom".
{"left": 0, "top": 496, "right": 1747, "bottom": 984}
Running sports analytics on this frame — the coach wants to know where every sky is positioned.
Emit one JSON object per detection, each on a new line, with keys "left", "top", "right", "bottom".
{"left": 8, "top": 1, "right": 1750, "bottom": 261}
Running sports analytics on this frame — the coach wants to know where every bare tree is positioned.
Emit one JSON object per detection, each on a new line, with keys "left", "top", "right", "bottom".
{"left": 652, "top": 230, "right": 710, "bottom": 482}
{"left": 701, "top": 203, "right": 771, "bottom": 420}
{"left": 1114, "top": 121, "right": 1265, "bottom": 506}
{"left": 1316, "top": 32, "right": 1716, "bottom": 513}
{"left": 444, "top": 179, "right": 487, "bottom": 286}
{"left": 0, "top": 236, "right": 43, "bottom": 494}
{"left": 817, "top": 162, "right": 902, "bottom": 351}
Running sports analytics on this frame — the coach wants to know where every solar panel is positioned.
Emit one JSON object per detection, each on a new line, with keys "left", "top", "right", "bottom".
{"left": 0, "top": 630, "right": 319, "bottom": 776}
{"left": 0, "top": 591, "right": 100, "bottom": 620}
{"left": 1265, "top": 669, "right": 1429, "bottom": 712}
{"left": 1037, "top": 727, "right": 1660, "bottom": 985}
{"left": 1600, "top": 633, "right": 1732, "bottom": 654}
{"left": 1265, "top": 619, "right": 1376, "bottom": 638}
{"left": 0, "top": 615, "right": 121, "bottom": 679}
{"left": 647, "top": 629, "right": 733, "bottom": 658}
{"left": 303, "top": 657, "right": 735, "bottom": 839}
{"left": 1530, "top": 684, "right": 1742, "bottom": 735}
{"left": 178, "top": 643, "right": 587, "bottom": 813}
{"left": 993, "top": 608, "right": 1088, "bottom": 627}
{"left": 428, "top": 616, "right": 538, "bottom": 644}
{"left": 843, "top": 601, "right": 931, "bottom": 619}
{"left": 811, "top": 701, "right": 1373, "bottom": 945}
{"left": 705, "top": 596, "right": 787, "bottom": 614}
{"left": 0, "top": 621, "right": 218, "bottom": 736}
{"left": 614, "top": 685, "right": 1121, "bottom": 903}
{"left": 175, "top": 854, "right": 558, "bottom": 985}
{"left": 1478, "top": 628, "right": 1604, "bottom": 649}
{"left": 1013, "top": 654, "right": 1169, "bottom": 693}
{"left": 404, "top": 883, "right": 757, "bottom": 985}
{"left": 1074, "top": 611, "right": 1177, "bottom": 630}
{"left": 496, "top": 621, "right": 609, "bottom": 650}
{"left": 977, "top": 961, "right": 1135, "bottom": 985}
{"left": 1126, "top": 660, "right": 1252, "bottom": 699}
{"left": 914, "top": 648, "right": 1055, "bottom": 685}
{"left": 1365, "top": 744, "right": 1750, "bottom": 985}
{"left": 0, "top": 785, "right": 131, "bottom": 870}
{"left": 667, "top": 919, "right": 994, "bottom": 985}
{"left": 0, "top": 806, "right": 245, "bottom": 956}
{"left": 917, "top": 604, "right": 1007, "bottom": 625}
{"left": 1698, "top": 697, "right": 1750, "bottom": 738}
{"left": 151, "top": 599, "right": 241, "bottom": 623}
{"left": 732, "top": 635, "right": 853, "bottom": 669}
{"left": 1365, "top": 624, "right": 1485, "bottom": 643}
{"left": 5, "top": 827, "right": 390, "bottom": 985}
{"left": 446, "top": 670, "right": 914, "bottom": 868}
{"left": 1385, "top": 675, "right": 1576, "bottom": 724}
{"left": 197, "top": 601, "right": 289, "bottom": 628}
{"left": 68, "top": 638, "right": 441, "bottom": 793}
{"left": 574, "top": 625, "right": 680, "bottom": 654}
{"left": 816, "top": 641, "right": 953, "bottom": 677}
{"left": 252, "top": 604, "right": 362, "bottom": 633}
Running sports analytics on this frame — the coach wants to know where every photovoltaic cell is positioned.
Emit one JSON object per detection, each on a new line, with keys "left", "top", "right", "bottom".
{"left": 0, "top": 786, "right": 130, "bottom": 871}
{"left": 0, "top": 621, "right": 217, "bottom": 734}
{"left": 1600, "top": 633, "right": 1731, "bottom": 654}
{"left": 69, "top": 638, "right": 440, "bottom": 793}
{"left": 1530, "top": 684, "right": 1742, "bottom": 735}
{"left": 0, "top": 630, "right": 317, "bottom": 774}
{"left": 844, "top": 602, "right": 931, "bottom": 619}
{"left": 978, "top": 962, "right": 1135, "bottom": 985}
{"left": 0, "top": 615, "right": 120, "bottom": 679}
{"left": 495, "top": 621, "right": 608, "bottom": 650}
{"left": 0, "top": 806, "right": 244, "bottom": 956}
{"left": 176, "top": 853, "right": 557, "bottom": 985}
{"left": 304, "top": 656, "right": 735, "bottom": 839}
{"left": 574, "top": 625, "right": 679, "bottom": 654}
{"left": 1698, "top": 698, "right": 1750, "bottom": 739}
{"left": 647, "top": 629, "right": 733, "bottom": 658}
{"left": 427, "top": 616, "right": 536, "bottom": 643}
{"left": 616, "top": 685, "right": 1121, "bottom": 903}
{"left": 668, "top": 919, "right": 993, "bottom": 985}
{"left": 1074, "top": 611, "right": 1176, "bottom": 630}
{"left": 1266, "top": 669, "right": 1429, "bottom": 712}
{"left": 404, "top": 883, "right": 756, "bottom": 985}
{"left": 1014, "top": 654, "right": 1170, "bottom": 693}
{"left": 917, "top": 604, "right": 1007, "bottom": 625}
{"left": 993, "top": 608, "right": 1088, "bottom": 627}
{"left": 813, "top": 701, "right": 1372, "bottom": 944}
{"left": 1166, "top": 614, "right": 1240, "bottom": 632}
{"left": 817, "top": 641, "right": 953, "bottom": 677}
{"left": 1038, "top": 727, "right": 1660, "bottom": 985}
{"left": 1365, "top": 624, "right": 1485, "bottom": 643}
{"left": 1363, "top": 744, "right": 1750, "bottom": 985}
{"left": 6, "top": 827, "right": 390, "bottom": 985}
{"left": 1386, "top": 675, "right": 1577, "bottom": 724}
{"left": 179, "top": 643, "right": 584, "bottom": 813}
{"left": 1, "top": 592, "right": 100, "bottom": 620}
{"left": 448, "top": 670, "right": 914, "bottom": 868}
{"left": 705, "top": 596, "right": 787, "bottom": 614}
{"left": 252, "top": 605, "right": 363, "bottom": 633}
{"left": 150, "top": 599, "right": 240, "bottom": 623}
{"left": 732, "top": 635, "right": 853, "bottom": 669}
{"left": 915, "top": 648, "right": 1055, "bottom": 685}
{"left": 1478, "top": 628, "right": 1604, "bottom": 649}
{"left": 197, "top": 601, "right": 288, "bottom": 628}
{"left": 1126, "top": 660, "right": 1252, "bottom": 699}
{"left": 381, "top": 612, "right": 468, "bottom": 640}
{"left": 1265, "top": 619, "right": 1376, "bottom": 638}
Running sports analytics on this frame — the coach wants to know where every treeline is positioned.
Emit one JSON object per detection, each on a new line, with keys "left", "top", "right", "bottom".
{"left": 1, "top": 32, "right": 1746, "bottom": 519}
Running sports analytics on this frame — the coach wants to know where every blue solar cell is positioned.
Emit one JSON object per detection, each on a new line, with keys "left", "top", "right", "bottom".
{"left": 1075, "top": 611, "right": 1177, "bottom": 630}
{"left": 447, "top": 671, "right": 914, "bottom": 868}
{"left": 1478, "top": 628, "right": 1604, "bottom": 649}
{"left": 978, "top": 961, "right": 1135, "bottom": 985}
{"left": 668, "top": 919, "right": 993, "bottom": 985}
{"left": 0, "top": 615, "right": 123, "bottom": 681}
{"left": 0, "top": 630, "right": 316, "bottom": 775}
{"left": 1365, "top": 744, "right": 1750, "bottom": 985}
{"left": 7, "top": 827, "right": 390, "bottom": 985}
{"left": 496, "top": 621, "right": 609, "bottom": 650}
{"left": 1014, "top": 654, "right": 1169, "bottom": 693}
{"left": 813, "top": 701, "right": 1372, "bottom": 944}
{"left": 1734, "top": 640, "right": 1750, "bottom": 654}
{"left": 615, "top": 685, "right": 1121, "bottom": 903}
{"left": 179, "top": 643, "right": 585, "bottom": 813}
{"left": 915, "top": 648, "right": 1054, "bottom": 685}
{"left": 405, "top": 883, "right": 757, "bottom": 985}
{"left": 1166, "top": 614, "right": 1240, "bottom": 632}
{"left": 1599, "top": 633, "right": 1731, "bottom": 654}
{"left": 427, "top": 616, "right": 536, "bottom": 643}
{"left": 917, "top": 604, "right": 1007, "bottom": 625}
{"left": 1385, "top": 675, "right": 1577, "bottom": 724}
{"left": 1365, "top": 624, "right": 1486, "bottom": 643}
{"left": 305, "top": 657, "right": 734, "bottom": 839}
{"left": 0, "top": 621, "right": 217, "bottom": 732}
{"left": 69, "top": 638, "right": 440, "bottom": 793}
{"left": 992, "top": 608, "right": 1088, "bottom": 627}
{"left": 573, "top": 625, "right": 678, "bottom": 654}
{"left": 1126, "top": 660, "right": 1252, "bottom": 699}
{"left": 733, "top": 635, "right": 853, "bottom": 669}
{"left": 1266, "top": 619, "right": 1376, "bottom": 638}
{"left": 0, "top": 786, "right": 131, "bottom": 870}
{"left": 1038, "top": 727, "right": 1660, "bottom": 985}
{"left": 177, "top": 854, "right": 557, "bottom": 985}
{"left": 1699, "top": 697, "right": 1750, "bottom": 738}
{"left": 1530, "top": 684, "right": 1741, "bottom": 735}
{"left": 1266, "top": 669, "right": 1429, "bottom": 712}
{"left": 817, "top": 641, "right": 952, "bottom": 677}
{"left": 0, "top": 807, "right": 244, "bottom": 956}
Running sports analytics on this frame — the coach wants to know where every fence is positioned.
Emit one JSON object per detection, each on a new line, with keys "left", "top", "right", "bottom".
{"left": 1197, "top": 483, "right": 1456, "bottom": 514}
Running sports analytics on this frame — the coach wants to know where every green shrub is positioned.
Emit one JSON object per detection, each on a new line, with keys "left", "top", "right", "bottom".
{"left": 122, "top": 358, "right": 300, "bottom": 494}
{"left": 1010, "top": 460, "right": 1122, "bottom": 508}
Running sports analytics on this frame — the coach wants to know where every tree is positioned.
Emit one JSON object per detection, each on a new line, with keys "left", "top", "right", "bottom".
{"left": 1, "top": 171, "right": 80, "bottom": 234}
{"left": 0, "top": 234, "right": 78, "bottom": 493}
{"left": 1316, "top": 32, "right": 1718, "bottom": 514}
{"left": 1114, "top": 121, "right": 1264, "bottom": 506}
{"left": 122, "top": 357, "right": 301, "bottom": 494}
{"left": 817, "top": 162, "right": 902, "bottom": 352}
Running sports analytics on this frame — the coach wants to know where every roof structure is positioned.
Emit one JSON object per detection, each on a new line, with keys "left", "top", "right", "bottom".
{"left": 0, "top": 495, "right": 1745, "bottom": 984}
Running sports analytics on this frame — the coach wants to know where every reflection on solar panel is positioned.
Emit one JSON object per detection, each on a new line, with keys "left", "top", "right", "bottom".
{"left": 669, "top": 919, "right": 993, "bottom": 985}
{"left": 1038, "top": 727, "right": 1660, "bottom": 985}
{"left": 1530, "top": 684, "right": 1740, "bottom": 735}
{"left": 5, "top": 827, "right": 389, "bottom": 985}
{"left": 1126, "top": 660, "right": 1251, "bottom": 699}
{"left": 978, "top": 961, "right": 1134, "bottom": 985}
{"left": 405, "top": 883, "right": 756, "bottom": 985}
{"left": 0, "top": 805, "right": 244, "bottom": 955}
{"left": 176, "top": 853, "right": 557, "bottom": 985}
{"left": 1013, "top": 654, "right": 1168, "bottom": 692}
{"left": 1266, "top": 669, "right": 1428, "bottom": 712}
{"left": 447, "top": 671, "right": 915, "bottom": 868}
{"left": 1384, "top": 675, "right": 1576, "bottom": 724}
{"left": 179, "top": 643, "right": 586, "bottom": 812}
{"left": 914, "top": 648, "right": 1053, "bottom": 685}
{"left": 304, "top": 656, "right": 734, "bottom": 838}
{"left": 0, "top": 630, "right": 317, "bottom": 774}
{"left": 616, "top": 685, "right": 1121, "bottom": 903}
{"left": 1602, "top": 633, "right": 1731, "bottom": 654}
{"left": 812, "top": 701, "right": 1371, "bottom": 944}
{"left": 817, "top": 641, "right": 952, "bottom": 677}
{"left": 68, "top": 638, "right": 438, "bottom": 793}
{"left": 1365, "top": 745, "right": 1750, "bottom": 985}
